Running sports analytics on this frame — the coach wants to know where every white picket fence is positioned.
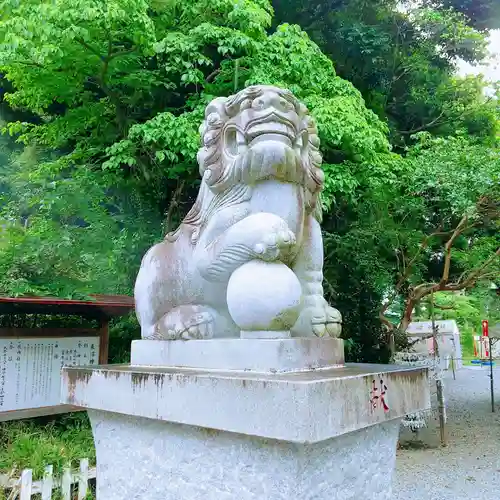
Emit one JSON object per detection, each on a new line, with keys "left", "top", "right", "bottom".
{"left": 0, "top": 459, "right": 95, "bottom": 499}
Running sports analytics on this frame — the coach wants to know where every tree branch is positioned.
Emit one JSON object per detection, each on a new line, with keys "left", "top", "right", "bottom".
{"left": 379, "top": 311, "right": 396, "bottom": 330}
{"left": 108, "top": 47, "right": 136, "bottom": 61}
{"left": 454, "top": 247, "right": 500, "bottom": 288}
{"left": 75, "top": 38, "right": 104, "bottom": 60}
{"left": 398, "top": 246, "right": 499, "bottom": 331}
{"left": 400, "top": 110, "right": 446, "bottom": 135}
{"left": 99, "top": 38, "right": 113, "bottom": 90}
{"left": 11, "top": 60, "right": 45, "bottom": 68}
{"left": 434, "top": 304, "right": 456, "bottom": 310}
{"left": 164, "top": 180, "right": 185, "bottom": 234}
{"left": 400, "top": 97, "right": 494, "bottom": 136}
{"left": 440, "top": 213, "right": 468, "bottom": 285}
{"left": 380, "top": 201, "right": 499, "bottom": 338}
{"left": 75, "top": 37, "right": 133, "bottom": 134}
{"left": 205, "top": 68, "right": 220, "bottom": 82}
{"left": 381, "top": 227, "right": 443, "bottom": 317}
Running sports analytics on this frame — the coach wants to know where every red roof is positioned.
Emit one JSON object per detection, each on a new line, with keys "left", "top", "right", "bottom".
{"left": 0, "top": 294, "right": 135, "bottom": 319}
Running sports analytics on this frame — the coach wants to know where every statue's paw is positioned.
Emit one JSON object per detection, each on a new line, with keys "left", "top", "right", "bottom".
{"left": 323, "top": 305, "right": 342, "bottom": 338}
{"left": 253, "top": 229, "right": 296, "bottom": 262}
{"left": 167, "top": 312, "right": 214, "bottom": 340}
{"left": 154, "top": 305, "right": 215, "bottom": 340}
{"left": 292, "top": 303, "right": 342, "bottom": 338}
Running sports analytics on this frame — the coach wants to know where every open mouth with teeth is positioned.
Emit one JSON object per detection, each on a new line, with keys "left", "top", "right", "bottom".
{"left": 246, "top": 121, "right": 296, "bottom": 146}
{"left": 224, "top": 118, "right": 299, "bottom": 155}
{"left": 245, "top": 113, "right": 297, "bottom": 145}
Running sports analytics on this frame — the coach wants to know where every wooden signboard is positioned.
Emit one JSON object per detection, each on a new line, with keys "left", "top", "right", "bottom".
{"left": 0, "top": 295, "right": 134, "bottom": 421}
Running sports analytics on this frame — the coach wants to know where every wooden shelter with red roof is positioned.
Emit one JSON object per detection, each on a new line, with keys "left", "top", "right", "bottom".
{"left": 0, "top": 294, "right": 134, "bottom": 421}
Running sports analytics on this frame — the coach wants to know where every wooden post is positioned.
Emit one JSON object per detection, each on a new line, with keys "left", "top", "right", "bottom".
{"left": 389, "top": 331, "right": 396, "bottom": 359}
{"left": 41, "top": 464, "right": 53, "bottom": 500}
{"left": 19, "top": 469, "right": 32, "bottom": 500}
{"left": 489, "top": 337, "right": 495, "bottom": 413}
{"left": 61, "top": 466, "right": 72, "bottom": 500}
{"left": 78, "top": 458, "right": 89, "bottom": 500}
{"left": 99, "top": 319, "right": 109, "bottom": 364}
{"left": 431, "top": 293, "right": 447, "bottom": 447}
{"left": 450, "top": 336, "right": 456, "bottom": 380}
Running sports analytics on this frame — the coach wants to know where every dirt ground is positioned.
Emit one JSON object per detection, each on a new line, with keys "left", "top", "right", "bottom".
{"left": 393, "top": 367, "right": 500, "bottom": 499}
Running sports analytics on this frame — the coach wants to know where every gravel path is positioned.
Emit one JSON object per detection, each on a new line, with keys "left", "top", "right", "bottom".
{"left": 393, "top": 367, "right": 500, "bottom": 499}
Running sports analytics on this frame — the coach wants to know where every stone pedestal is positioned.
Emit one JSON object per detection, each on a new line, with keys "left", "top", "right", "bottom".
{"left": 61, "top": 339, "right": 430, "bottom": 500}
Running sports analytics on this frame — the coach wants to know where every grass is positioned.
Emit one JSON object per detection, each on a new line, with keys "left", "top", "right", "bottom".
{"left": 460, "top": 325, "right": 475, "bottom": 360}
{"left": 0, "top": 319, "right": 134, "bottom": 494}
{"left": 0, "top": 412, "right": 95, "bottom": 480}
{"left": 0, "top": 487, "right": 95, "bottom": 500}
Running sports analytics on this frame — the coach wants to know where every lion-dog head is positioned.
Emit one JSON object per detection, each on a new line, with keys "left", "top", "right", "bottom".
{"left": 168, "top": 85, "right": 324, "bottom": 244}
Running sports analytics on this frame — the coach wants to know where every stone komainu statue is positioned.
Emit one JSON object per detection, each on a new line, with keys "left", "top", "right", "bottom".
{"left": 134, "top": 85, "right": 342, "bottom": 340}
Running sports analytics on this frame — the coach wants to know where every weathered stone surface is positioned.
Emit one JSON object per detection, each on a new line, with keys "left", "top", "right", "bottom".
{"left": 134, "top": 85, "right": 342, "bottom": 340}
{"left": 62, "top": 84, "right": 434, "bottom": 500}
{"left": 226, "top": 260, "right": 301, "bottom": 337}
{"left": 130, "top": 337, "right": 345, "bottom": 372}
{"left": 90, "top": 410, "right": 400, "bottom": 500}
{"left": 61, "top": 363, "right": 429, "bottom": 443}
{"left": 62, "top": 340, "right": 430, "bottom": 498}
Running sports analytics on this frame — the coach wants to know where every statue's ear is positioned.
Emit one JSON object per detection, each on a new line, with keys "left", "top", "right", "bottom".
{"left": 314, "top": 200, "right": 323, "bottom": 224}
{"left": 204, "top": 97, "right": 228, "bottom": 118}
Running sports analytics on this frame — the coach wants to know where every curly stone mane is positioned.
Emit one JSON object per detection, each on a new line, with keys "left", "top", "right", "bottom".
{"left": 167, "top": 86, "right": 324, "bottom": 243}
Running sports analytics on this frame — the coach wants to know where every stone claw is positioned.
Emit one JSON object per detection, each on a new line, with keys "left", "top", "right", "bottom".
{"left": 277, "top": 229, "right": 295, "bottom": 246}
{"left": 152, "top": 305, "right": 215, "bottom": 340}
{"left": 253, "top": 229, "right": 296, "bottom": 262}
{"left": 292, "top": 302, "right": 342, "bottom": 338}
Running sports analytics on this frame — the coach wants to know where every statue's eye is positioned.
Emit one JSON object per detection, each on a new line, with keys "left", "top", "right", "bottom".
{"left": 252, "top": 97, "right": 265, "bottom": 110}
{"left": 294, "top": 130, "right": 309, "bottom": 151}
{"left": 224, "top": 127, "right": 247, "bottom": 157}
{"left": 278, "top": 98, "right": 292, "bottom": 111}
{"left": 297, "top": 103, "right": 308, "bottom": 115}
{"left": 239, "top": 99, "right": 251, "bottom": 111}
{"left": 207, "top": 112, "right": 220, "bottom": 125}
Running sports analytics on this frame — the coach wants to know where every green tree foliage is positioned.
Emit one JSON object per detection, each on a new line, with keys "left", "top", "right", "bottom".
{"left": 0, "top": 142, "right": 161, "bottom": 297}
{"left": 0, "top": 0, "right": 498, "bottom": 363}
{"left": 322, "top": 132, "right": 500, "bottom": 358}
{"left": 426, "top": 0, "right": 500, "bottom": 30}
{"left": 271, "top": 0, "right": 499, "bottom": 355}
{"left": 380, "top": 133, "right": 500, "bottom": 338}
{"left": 0, "top": 2, "right": 392, "bottom": 297}
{"left": 272, "top": 0, "right": 497, "bottom": 146}
{"left": 413, "top": 289, "right": 500, "bottom": 360}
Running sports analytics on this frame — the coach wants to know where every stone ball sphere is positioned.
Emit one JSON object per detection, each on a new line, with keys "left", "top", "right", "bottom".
{"left": 227, "top": 260, "right": 302, "bottom": 331}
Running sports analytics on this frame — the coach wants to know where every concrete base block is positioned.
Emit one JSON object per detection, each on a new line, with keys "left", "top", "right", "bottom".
{"left": 90, "top": 410, "right": 400, "bottom": 500}
{"left": 62, "top": 363, "right": 429, "bottom": 442}
{"left": 62, "top": 341, "right": 430, "bottom": 499}
{"left": 130, "top": 337, "right": 344, "bottom": 372}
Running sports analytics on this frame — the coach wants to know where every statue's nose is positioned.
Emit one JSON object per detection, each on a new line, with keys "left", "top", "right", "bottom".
{"left": 252, "top": 92, "right": 290, "bottom": 112}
